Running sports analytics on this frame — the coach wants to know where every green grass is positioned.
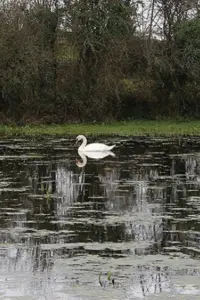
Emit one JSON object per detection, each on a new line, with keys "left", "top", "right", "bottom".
{"left": 1, "top": 120, "right": 200, "bottom": 136}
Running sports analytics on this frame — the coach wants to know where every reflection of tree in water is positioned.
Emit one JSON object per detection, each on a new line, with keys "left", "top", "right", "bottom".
{"left": 53, "top": 156, "right": 166, "bottom": 248}
{"left": 56, "top": 165, "right": 80, "bottom": 211}
{"left": 100, "top": 161, "right": 163, "bottom": 249}
{"left": 0, "top": 244, "right": 54, "bottom": 274}
{"left": 0, "top": 244, "right": 55, "bottom": 300}
{"left": 1, "top": 139, "right": 200, "bottom": 299}
{"left": 127, "top": 263, "right": 200, "bottom": 298}
{"left": 54, "top": 161, "right": 129, "bottom": 243}
{"left": 55, "top": 162, "right": 107, "bottom": 212}
{"left": 0, "top": 148, "right": 164, "bottom": 249}
{"left": 127, "top": 266, "right": 171, "bottom": 298}
{"left": 162, "top": 153, "right": 200, "bottom": 255}
{"left": 32, "top": 245, "right": 54, "bottom": 273}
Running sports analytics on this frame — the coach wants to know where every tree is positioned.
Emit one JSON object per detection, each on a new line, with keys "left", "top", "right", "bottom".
{"left": 59, "top": 0, "right": 136, "bottom": 121}
{"left": 0, "top": 0, "right": 60, "bottom": 121}
{"left": 175, "top": 17, "right": 200, "bottom": 79}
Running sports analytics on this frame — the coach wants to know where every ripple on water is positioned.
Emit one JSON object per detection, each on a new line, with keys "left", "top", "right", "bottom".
{"left": 0, "top": 137, "right": 200, "bottom": 299}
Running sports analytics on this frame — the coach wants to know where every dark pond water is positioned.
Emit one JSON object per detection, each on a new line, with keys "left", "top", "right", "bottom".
{"left": 0, "top": 136, "right": 200, "bottom": 300}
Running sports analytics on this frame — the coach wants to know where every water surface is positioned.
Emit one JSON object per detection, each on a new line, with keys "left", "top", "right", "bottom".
{"left": 0, "top": 136, "right": 200, "bottom": 299}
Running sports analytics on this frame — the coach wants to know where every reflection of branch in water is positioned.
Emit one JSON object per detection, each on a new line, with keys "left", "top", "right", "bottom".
{"left": 139, "top": 267, "right": 168, "bottom": 297}
{"left": 78, "top": 167, "right": 85, "bottom": 195}
{"left": 32, "top": 245, "right": 54, "bottom": 273}
{"left": 140, "top": 274, "right": 145, "bottom": 296}
{"left": 157, "top": 266, "right": 162, "bottom": 293}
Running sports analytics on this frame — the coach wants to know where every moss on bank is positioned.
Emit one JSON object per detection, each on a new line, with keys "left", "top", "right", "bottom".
{"left": 1, "top": 120, "right": 200, "bottom": 137}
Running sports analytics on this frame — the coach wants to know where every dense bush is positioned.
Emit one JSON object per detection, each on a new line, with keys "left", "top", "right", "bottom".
{"left": 0, "top": 0, "right": 200, "bottom": 123}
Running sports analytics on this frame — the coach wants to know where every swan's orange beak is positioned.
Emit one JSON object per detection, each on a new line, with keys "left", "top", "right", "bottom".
{"left": 75, "top": 139, "right": 79, "bottom": 146}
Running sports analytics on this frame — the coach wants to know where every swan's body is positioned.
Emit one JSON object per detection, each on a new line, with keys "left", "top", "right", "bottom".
{"left": 76, "top": 135, "right": 115, "bottom": 152}
{"left": 76, "top": 149, "right": 115, "bottom": 168}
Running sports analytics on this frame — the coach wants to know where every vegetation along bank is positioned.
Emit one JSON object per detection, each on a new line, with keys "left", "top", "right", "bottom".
{"left": 0, "top": 1, "right": 199, "bottom": 123}
{"left": 2, "top": 121, "right": 200, "bottom": 137}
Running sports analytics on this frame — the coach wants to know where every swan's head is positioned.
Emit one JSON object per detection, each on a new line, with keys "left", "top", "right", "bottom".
{"left": 75, "top": 135, "right": 86, "bottom": 146}
{"left": 76, "top": 135, "right": 85, "bottom": 141}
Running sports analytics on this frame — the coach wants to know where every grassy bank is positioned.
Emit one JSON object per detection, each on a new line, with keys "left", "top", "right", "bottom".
{"left": 1, "top": 120, "right": 200, "bottom": 136}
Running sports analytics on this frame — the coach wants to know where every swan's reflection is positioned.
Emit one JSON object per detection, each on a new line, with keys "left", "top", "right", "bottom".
{"left": 76, "top": 150, "right": 115, "bottom": 167}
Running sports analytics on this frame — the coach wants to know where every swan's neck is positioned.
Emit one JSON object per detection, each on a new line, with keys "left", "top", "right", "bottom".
{"left": 79, "top": 136, "right": 87, "bottom": 150}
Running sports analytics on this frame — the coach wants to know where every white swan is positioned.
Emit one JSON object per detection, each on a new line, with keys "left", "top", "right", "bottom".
{"left": 76, "top": 149, "right": 115, "bottom": 168}
{"left": 76, "top": 135, "right": 116, "bottom": 152}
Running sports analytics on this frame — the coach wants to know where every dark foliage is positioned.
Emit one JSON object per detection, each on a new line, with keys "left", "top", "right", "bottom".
{"left": 0, "top": 0, "right": 200, "bottom": 123}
